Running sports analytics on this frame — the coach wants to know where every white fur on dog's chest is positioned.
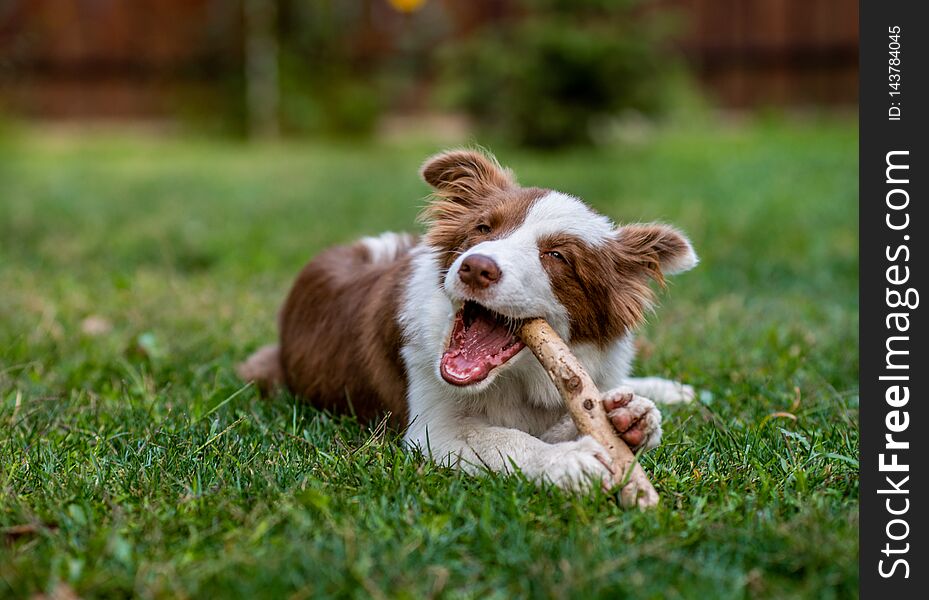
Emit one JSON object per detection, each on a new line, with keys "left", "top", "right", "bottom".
{"left": 460, "top": 374, "right": 566, "bottom": 436}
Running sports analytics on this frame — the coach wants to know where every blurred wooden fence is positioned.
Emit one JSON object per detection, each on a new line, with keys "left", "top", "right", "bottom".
{"left": 664, "top": 0, "right": 858, "bottom": 106}
{"left": 0, "top": 0, "right": 858, "bottom": 120}
{"left": 0, "top": 0, "right": 239, "bottom": 118}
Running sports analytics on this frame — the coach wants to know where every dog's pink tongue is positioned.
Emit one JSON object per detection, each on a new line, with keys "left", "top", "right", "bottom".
{"left": 441, "top": 312, "right": 516, "bottom": 386}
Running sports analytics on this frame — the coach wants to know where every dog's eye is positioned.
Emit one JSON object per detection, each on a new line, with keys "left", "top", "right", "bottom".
{"left": 476, "top": 224, "right": 492, "bottom": 234}
{"left": 544, "top": 250, "right": 566, "bottom": 262}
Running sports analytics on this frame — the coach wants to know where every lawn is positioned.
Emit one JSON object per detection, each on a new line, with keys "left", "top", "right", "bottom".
{"left": 0, "top": 119, "right": 859, "bottom": 599}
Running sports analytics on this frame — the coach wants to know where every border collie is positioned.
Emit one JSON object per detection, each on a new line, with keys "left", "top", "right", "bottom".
{"left": 239, "top": 149, "right": 697, "bottom": 490}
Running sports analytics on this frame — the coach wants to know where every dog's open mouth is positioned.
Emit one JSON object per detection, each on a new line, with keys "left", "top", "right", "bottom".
{"left": 440, "top": 301, "right": 526, "bottom": 386}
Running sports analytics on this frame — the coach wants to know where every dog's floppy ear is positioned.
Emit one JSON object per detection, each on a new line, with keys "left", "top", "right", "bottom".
{"left": 420, "top": 149, "right": 515, "bottom": 205}
{"left": 614, "top": 223, "right": 698, "bottom": 281}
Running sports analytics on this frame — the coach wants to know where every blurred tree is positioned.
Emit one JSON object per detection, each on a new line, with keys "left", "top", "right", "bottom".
{"left": 437, "top": 0, "right": 676, "bottom": 148}
{"left": 244, "top": 0, "right": 280, "bottom": 138}
{"left": 274, "top": 0, "right": 386, "bottom": 137}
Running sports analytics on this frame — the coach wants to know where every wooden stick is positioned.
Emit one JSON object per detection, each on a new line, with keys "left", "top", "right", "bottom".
{"left": 519, "top": 318, "right": 659, "bottom": 509}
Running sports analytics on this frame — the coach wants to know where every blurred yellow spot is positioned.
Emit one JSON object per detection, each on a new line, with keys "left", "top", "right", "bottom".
{"left": 388, "top": 0, "right": 426, "bottom": 13}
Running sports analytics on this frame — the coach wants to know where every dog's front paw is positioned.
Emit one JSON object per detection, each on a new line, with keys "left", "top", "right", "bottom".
{"left": 602, "top": 388, "right": 663, "bottom": 452}
{"left": 540, "top": 436, "right": 615, "bottom": 492}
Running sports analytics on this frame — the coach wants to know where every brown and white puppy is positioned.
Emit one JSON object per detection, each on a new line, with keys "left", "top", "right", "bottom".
{"left": 239, "top": 149, "right": 697, "bottom": 490}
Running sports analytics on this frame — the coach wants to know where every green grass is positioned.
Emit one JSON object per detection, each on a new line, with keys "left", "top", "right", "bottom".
{"left": 0, "top": 119, "right": 858, "bottom": 599}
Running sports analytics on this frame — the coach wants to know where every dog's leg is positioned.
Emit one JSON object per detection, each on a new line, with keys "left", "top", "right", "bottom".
{"left": 237, "top": 344, "right": 283, "bottom": 395}
{"left": 624, "top": 376, "right": 695, "bottom": 404}
{"left": 407, "top": 417, "right": 616, "bottom": 492}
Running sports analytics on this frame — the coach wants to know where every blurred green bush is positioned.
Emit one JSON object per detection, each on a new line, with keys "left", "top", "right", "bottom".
{"left": 437, "top": 0, "right": 676, "bottom": 148}
{"left": 275, "top": 1, "right": 386, "bottom": 137}
{"left": 177, "top": 0, "right": 681, "bottom": 144}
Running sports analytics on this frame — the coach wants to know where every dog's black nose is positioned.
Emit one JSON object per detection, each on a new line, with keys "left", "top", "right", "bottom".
{"left": 459, "top": 254, "right": 501, "bottom": 289}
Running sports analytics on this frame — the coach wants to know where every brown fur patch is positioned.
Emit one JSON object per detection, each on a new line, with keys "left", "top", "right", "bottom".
{"left": 616, "top": 223, "right": 694, "bottom": 277}
{"left": 419, "top": 149, "right": 549, "bottom": 271}
{"left": 538, "top": 235, "right": 654, "bottom": 345}
{"left": 420, "top": 149, "right": 515, "bottom": 200}
{"left": 539, "top": 224, "right": 693, "bottom": 346}
{"left": 278, "top": 240, "right": 411, "bottom": 427}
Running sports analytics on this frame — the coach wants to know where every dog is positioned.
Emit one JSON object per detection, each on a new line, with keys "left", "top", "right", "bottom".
{"left": 238, "top": 149, "right": 697, "bottom": 491}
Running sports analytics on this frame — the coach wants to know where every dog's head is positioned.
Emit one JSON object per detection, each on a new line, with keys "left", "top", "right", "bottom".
{"left": 419, "top": 149, "right": 697, "bottom": 387}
